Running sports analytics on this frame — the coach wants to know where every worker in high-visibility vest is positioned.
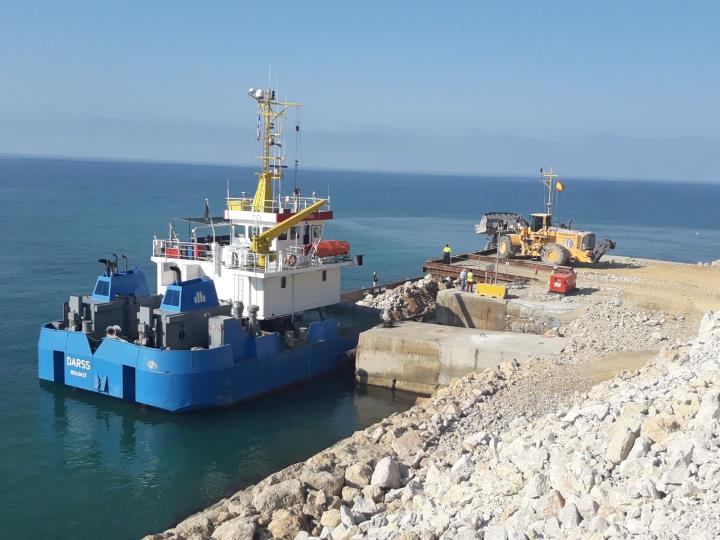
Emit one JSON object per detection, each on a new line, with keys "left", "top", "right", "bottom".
{"left": 466, "top": 270, "right": 475, "bottom": 292}
{"left": 443, "top": 244, "right": 452, "bottom": 264}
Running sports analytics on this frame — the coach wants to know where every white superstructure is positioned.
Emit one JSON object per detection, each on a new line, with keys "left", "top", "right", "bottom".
{"left": 150, "top": 84, "right": 357, "bottom": 320}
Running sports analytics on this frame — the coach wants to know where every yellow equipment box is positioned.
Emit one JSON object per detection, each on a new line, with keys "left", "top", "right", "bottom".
{"left": 474, "top": 283, "right": 508, "bottom": 299}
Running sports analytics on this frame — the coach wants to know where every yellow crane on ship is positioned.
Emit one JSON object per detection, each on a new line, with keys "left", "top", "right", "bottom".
{"left": 250, "top": 199, "right": 327, "bottom": 256}
{"left": 233, "top": 86, "right": 329, "bottom": 264}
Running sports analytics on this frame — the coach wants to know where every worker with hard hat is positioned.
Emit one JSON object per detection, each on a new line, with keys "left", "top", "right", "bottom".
{"left": 466, "top": 270, "right": 475, "bottom": 292}
{"left": 443, "top": 244, "right": 452, "bottom": 264}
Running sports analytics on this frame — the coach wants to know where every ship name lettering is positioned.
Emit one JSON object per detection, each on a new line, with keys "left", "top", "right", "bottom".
{"left": 66, "top": 356, "right": 91, "bottom": 370}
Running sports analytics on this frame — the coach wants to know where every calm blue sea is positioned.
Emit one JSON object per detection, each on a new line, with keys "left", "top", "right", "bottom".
{"left": 1, "top": 156, "right": 719, "bottom": 540}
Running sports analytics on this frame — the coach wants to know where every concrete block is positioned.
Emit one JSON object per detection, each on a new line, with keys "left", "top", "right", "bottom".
{"left": 436, "top": 289, "right": 507, "bottom": 330}
{"left": 356, "top": 321, "right": 567, "bottom": 394}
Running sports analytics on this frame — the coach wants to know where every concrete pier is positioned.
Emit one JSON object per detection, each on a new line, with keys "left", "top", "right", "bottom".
{"left": 355, "top": 321, "right": 567, "bottom": 395}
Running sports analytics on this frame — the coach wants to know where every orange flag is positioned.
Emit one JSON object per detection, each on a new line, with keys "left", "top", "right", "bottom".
{"left": 555, "top": 180, "right": 565, "bottom": 192}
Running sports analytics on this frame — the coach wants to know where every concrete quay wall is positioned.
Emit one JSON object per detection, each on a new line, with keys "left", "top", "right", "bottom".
{"left": 355, "top": 321, "right": 567, "bottom": 394}
{"left": 436, "top": 289, "right": 586, "bottom": 334}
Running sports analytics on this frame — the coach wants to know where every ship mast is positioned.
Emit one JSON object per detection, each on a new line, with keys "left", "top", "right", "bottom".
{"left": 247, "top": 86, "right": 301, "bottom": 212}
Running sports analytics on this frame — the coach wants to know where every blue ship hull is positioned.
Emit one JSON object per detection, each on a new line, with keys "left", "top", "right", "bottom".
{"left": 38, "top": 320, "right": 355, "bottom": 412}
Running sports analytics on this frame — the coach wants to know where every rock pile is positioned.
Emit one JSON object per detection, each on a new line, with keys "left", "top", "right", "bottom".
{"left": 356, "top": 275, "right": 444, "bottom": 320}
{"left": 150, "top": 311, "right": 720, "bottom": 539}
{"left": 382, "top": 311, "right": 720, "bottom": 539}
{"left": 561, "top": 296, "right": 689, "bottom": 362}
{"left": 146, "top": 362, "right": 518, "bottom": 540}
{"left": 508, "top": 278, "right": 691, "bottom": 363}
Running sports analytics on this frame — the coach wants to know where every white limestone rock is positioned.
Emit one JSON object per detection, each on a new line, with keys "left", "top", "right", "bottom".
{"left": 300, "top": 469, "right": 344, "bottom": 498}
{"left": 344, "top": 462, "right": 373, "bottom": 489}
{"left": 695, "top": 389, "right": 720, "bottom": 425}
{"left": 661, "top": 458, "right": 690, "bottom": 487}
{"left": 252, "top": 479, "right": 305, "bottom": 514}
{"left": 698, "top": 311, "right": 720, "bottom": 338}
{"left": 319, "top": 509, "right": 341, "bottom": 529}
{"left": 211, "top": 516, "right": 256, "bottom": 540}
{"left": 391, "top": 429, "right": 425, "bottom": 465}
{"left": 483, "top": 526, "right": 508, "bottom": 540}
{"left": 524, "top": 473, "right": 550, "bottom": 499}
{"left": 268, "top": 509, "right": 307, "bottom": 540}
{"left": 425, "top": 461, "right": 445, "bottom": 485}
{"left": 370, "top": 456, "right": 402, "bottom": 489}
{"left": 176, "top": 514, "right": 212, "bottom": 538}
{"left": 339, "top": 505, "right": 355, "bottom": 527}
{"left": 451, "top": 454, "right": 474, "bottom": 481}
{"left": 572, "top": 493, "right": 599, "bottom": 521}
{"left": 606, "top": 427, "right": 636, "bottom": 464}
{"left": 534, "top": 490, "right": 565, "bottom": 518}
{"left": 351, "top": 496, "right": 378, "bottom": 516}
{"left": 463, "top": 431, "right": 489, "bottom": 451}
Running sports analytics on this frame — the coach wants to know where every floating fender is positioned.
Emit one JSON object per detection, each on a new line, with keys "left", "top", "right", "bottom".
{"left": 315, "top": 240, "right": 350, "bottom": 257}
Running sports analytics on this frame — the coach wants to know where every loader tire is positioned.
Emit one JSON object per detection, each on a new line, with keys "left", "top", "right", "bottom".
{"left": 497, "top": 236, "right": 514, "bottom": 260}
{"left": 541, "top": 243, "right": 569, "bottom": 266}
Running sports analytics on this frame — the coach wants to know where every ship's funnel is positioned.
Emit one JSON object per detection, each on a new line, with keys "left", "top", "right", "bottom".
{"left": 168, "top": 265, "right": 182, "bottom": 284}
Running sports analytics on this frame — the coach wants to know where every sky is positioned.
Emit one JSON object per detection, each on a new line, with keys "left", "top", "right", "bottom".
{"left": 1, "top": 1, "right": 719, "bottom": 181}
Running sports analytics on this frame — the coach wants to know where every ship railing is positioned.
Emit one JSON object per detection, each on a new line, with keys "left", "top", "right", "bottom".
{"left": 273, "top": 245, "right": 353, "bottom": 272}
{"left": 226, "top": 195, "right": 329, "bottom": 214}
{"left": 226, "top": 244, "right": 350, "bottom": 274}
{"left": 227, "top": 247, "right": 254, "bottom": 269}
{"left": 153, "top": 239, "right": 214, "bottom": 262}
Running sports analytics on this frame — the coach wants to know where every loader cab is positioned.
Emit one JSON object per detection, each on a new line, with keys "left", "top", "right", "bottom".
{"left": 530, "top": 213, "right": 552, "bottom": 232}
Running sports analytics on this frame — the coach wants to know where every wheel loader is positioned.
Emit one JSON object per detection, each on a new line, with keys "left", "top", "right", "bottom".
{"left": 475, "top": 169, "right": 616, "bottom": 266}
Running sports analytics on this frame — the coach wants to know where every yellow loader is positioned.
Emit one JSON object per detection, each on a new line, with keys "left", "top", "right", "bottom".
{"left": 475, "top": 170, "right": 616, "bottom": 266}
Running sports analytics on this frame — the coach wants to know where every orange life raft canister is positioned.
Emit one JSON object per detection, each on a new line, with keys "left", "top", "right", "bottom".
{"left": 314, "top": 240, "right": 350, "bottom": 257}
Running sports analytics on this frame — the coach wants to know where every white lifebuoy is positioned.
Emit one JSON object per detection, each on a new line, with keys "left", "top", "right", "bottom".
{"left": 286, "top": 254, "right": 297, "bottom": 267}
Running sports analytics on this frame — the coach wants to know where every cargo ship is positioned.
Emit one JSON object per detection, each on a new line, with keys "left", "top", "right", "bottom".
{"left": 38, "top": 85, "right": 364, "bottom": 411}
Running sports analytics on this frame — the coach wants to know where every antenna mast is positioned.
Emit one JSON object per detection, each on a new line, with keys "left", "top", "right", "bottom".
{"left": 247, "top": 85, "right": 301, "bottom": 213}
{"left": 540, "top": 167, "right": 559, "bottom": 216}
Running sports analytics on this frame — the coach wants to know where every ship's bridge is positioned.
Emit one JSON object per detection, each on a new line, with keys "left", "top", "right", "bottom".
{"left": 150, "top": 199, "right": 356, "bottom": 320}
{"left": 225, "top": 194, "right": 333, "bottom": 221}
{"left": 150, "top": 82, "right": 357, "bottom": 320}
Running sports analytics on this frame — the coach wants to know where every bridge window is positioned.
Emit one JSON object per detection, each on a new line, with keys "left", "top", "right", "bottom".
{"left": 164, "top": 289, "right": 180, "bottom": 306}
{"left": 278, "top": 232, "right": 287, "bottom": 241}
{"left": 234, "top": 225, "right": 246, "bottom": 238}
{"left": 290, "top": 226, "right": 299, "bottom": 240}
{"left": 94, "top": 280, "right": 110, "bottom": 297}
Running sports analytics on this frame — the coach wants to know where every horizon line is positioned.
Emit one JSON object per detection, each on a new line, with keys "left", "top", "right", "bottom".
{"left": 1, "top": 151, "right": 718, "bottom": 186}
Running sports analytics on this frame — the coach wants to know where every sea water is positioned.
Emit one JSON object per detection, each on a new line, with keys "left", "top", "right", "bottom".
{"left": 1, "top": 157, "right": 719, "bottom": 539}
